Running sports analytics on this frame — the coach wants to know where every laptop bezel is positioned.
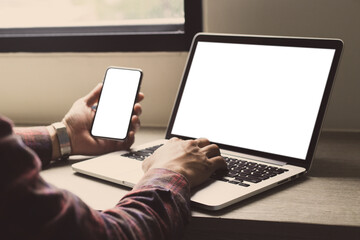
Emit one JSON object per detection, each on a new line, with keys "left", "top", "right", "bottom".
{"left": 165, "top": 33, "right": 343, "bottom": 170}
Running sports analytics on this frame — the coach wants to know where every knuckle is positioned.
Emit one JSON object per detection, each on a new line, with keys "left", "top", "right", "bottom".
{"left": 169, "top": 137, "right": 179, "bottom": 142}
{"left": 183, "top": 140, "right": 198, "bottom": 152}
{"left": 188, "top": 139, "right": 198, "bottom": 146}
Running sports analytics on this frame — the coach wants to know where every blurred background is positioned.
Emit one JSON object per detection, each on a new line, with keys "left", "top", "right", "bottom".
{"left": 0, "top": 0, "right": 359, "bottom": 131}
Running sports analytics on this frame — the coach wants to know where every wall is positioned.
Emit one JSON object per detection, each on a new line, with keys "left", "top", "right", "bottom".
{"left": 0, "top": 52, "right": 187, "bottom": 127}
{"left": 1, "top": 0, "right": 359, "bottom": 130}
{"left": 203, "top": 0, "right": 360, "bottom": 131}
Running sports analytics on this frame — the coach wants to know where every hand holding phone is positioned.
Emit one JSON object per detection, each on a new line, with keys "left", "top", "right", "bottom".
{"left": 91, "top": 67, "right": 142, "bottom": 140}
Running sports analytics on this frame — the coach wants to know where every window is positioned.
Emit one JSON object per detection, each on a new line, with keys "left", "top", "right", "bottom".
{"left": 0, "top": 0, "right": 202, "bottom": 52}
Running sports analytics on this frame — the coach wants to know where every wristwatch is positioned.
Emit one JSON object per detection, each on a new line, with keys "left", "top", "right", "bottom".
{"left": 52, "top": 122, "right": 71, "bottom": 160}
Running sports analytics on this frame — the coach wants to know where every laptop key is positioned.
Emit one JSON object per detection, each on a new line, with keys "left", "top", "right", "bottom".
{"left": 219, "top": 178, "right": 229, "bottom": 182}
{"left": 238, "top": 182, "right": 250, "bottom": 187}
{"left": 228, "top": 180, "right": 250, "bottom": 187}
{"left": 228, "top": 180, "right": 241, "bottom": 184}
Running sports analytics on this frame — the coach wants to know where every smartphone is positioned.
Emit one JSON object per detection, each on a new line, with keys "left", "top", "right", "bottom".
{"left": 91, "top": 67, "right": 142, "bottom": 140}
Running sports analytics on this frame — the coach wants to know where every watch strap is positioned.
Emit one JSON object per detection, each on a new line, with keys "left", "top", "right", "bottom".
{"left": 52, "top": 122, "right": 71, "bottom": 160}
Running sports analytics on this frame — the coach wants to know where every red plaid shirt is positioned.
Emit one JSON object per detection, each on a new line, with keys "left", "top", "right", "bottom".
{"left": 0, "top": 115, "right": 191, "bottom": 240}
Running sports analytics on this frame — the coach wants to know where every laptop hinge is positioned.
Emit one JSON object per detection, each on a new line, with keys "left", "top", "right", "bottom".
{"left": 221, "top": 150, "right": 287, "bottom": 166}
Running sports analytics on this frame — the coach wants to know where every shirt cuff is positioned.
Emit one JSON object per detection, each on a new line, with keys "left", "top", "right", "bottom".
{"left": 134, "top": 168, "right": 190, "bottom": 199}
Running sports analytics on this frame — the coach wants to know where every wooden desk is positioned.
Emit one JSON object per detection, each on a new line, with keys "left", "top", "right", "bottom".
{"left": 40, "top": 129, "right": 360, "bottom": 239}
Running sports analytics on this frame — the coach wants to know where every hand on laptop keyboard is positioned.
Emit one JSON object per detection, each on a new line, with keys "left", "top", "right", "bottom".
{"left": 141, "top": 138, "right": 227, "bottom": 188}
{"left": 123, "top": 144, "right": 288, "bottom": 188}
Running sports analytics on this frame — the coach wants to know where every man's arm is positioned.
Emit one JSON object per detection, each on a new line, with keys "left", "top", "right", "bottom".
{"left": 13, "top": 126, "right": 53, "bottom": 168}
{"left": 14, "top": 125, "right": 70, "bottom": 167}
{"left": 13, "top": 83, "right": 144, "bottom": 168}
{"left": 106, "top": 168, "right": 191, "bottom": 239}
{"left": 1, "top": 116, "right": 191, "bottom": 240}
{"left": 2, "top": 83, "right": 226, "bottom": 239}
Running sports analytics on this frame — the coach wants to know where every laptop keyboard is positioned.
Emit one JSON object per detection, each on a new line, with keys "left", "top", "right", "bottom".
{"left": 211, "top": 157, "right": 288, "bottom": 187}
{"left": 121, "top": 145, "right": 288, "bottom": 187}
{"left": 121, "top": 144, "right": 163, "bottom": 161}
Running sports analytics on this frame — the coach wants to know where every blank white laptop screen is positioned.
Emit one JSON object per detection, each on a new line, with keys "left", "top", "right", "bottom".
{"left": 171, "top": 42, "right": 335, "bottom": 160}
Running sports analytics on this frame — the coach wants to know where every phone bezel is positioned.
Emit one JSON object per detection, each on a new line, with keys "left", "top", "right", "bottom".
{"left": 90, "top": 66, "right": 142, "bottom": 141}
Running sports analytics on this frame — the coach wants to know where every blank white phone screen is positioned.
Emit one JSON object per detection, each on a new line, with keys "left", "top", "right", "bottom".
{"left": 171, "top": 42, "right": 335, "bottom": 160}
{"left": 91, "top": 68, "right": 141, "bottom": 140}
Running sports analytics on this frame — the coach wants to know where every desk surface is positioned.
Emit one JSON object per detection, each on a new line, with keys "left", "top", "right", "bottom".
{"left": 40, "top": 128, "right": 360, "bottom": 239}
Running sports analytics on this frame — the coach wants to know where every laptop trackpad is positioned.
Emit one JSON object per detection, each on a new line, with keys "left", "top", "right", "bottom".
{"left": 72, "top": 153, "right": 143, "bottom": 186}
{"left": 190, "top": 179, "right": 251, "bottom": 210}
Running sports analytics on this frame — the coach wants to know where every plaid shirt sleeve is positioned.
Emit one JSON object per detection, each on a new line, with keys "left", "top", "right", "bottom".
{"left": 14, "top": 126, "right": 52, "bottom": 168}
{"left": 0, "top": 116, "right": 191, "bottom": 240}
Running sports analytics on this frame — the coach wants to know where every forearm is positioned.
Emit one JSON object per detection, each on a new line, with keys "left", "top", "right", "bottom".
{"left": 13, "top": 126, "right": 53, "bottom": 167}
{"left": 4, "top": 117, "right": 191, "bottom": 239}
{"left": 112, "top": 168, "right": 191, "bottom": 239}
{"left": 14, "top": 124, "right": 63, "bottom": 168}
{"left": 1, "top": 124, "right": 191, "bottom": 240}
{"left": 2, "top": 169, "right": 190, "bottom": 240}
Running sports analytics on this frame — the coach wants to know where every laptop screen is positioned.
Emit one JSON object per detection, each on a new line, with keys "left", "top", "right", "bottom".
{"left": 168, "top": 34, "right": 342, "bottom": 165}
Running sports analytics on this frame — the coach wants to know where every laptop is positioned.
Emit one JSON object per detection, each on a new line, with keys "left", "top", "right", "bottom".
{"left": 72, "top": 33, "right": 343, "bottom": 210}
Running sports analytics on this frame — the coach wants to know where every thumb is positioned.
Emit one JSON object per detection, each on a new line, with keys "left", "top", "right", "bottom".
{"left": 84, "top": 83, "right": 103, "bottom": 107}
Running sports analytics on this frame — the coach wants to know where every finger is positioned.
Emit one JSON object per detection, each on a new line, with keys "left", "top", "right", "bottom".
{"left": 130, "top": 115, "right": 141, "bottom": 132}
{"left": 209, "top": 155, "right": 227, "bottom": 171}
{"left": 201, "top": 144, "right": 221, "bottom": 158}
{"left": 122, "top": 131, "right": 135, "bottom": 150}
{"left": 136, "top": 92, "right": 145, "bottom": 103}
{"left": 133, "top": 103, "right": 142, "bottom": 116}
{"left": 84, "top": 83, "right": 103, "bottom": 106}
{"left": 196, "top": 138, "right": 211, "bottom": 148}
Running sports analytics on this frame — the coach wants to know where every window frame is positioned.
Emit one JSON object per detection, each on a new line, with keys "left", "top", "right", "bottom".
{"left": 0, "top": 0, "right": 202, "bottom": 52}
